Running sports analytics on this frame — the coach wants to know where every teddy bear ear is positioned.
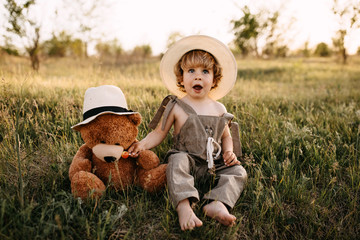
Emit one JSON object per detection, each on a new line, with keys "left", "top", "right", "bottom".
{"left": 73, "top": 124, "right": 83, "bottom": 132}
{"left": 128, "top": 113, "right": 142, "bottom": 126}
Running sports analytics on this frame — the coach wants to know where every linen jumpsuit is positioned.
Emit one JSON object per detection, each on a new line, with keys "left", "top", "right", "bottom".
{"left": 149, "top": 95, "right": 248, "bottom": 208}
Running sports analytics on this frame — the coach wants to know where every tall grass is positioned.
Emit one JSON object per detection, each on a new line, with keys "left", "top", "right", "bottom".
{"left": 0, "top": 55, "right": 359, "bottom": 239}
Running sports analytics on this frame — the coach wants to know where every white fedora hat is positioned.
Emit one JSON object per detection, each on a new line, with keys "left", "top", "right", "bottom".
{"left": 72, "top": 85, "right": 137, "bottom": 131}
{"left": 160, "top": 35, "right": 237, "bottom": 100}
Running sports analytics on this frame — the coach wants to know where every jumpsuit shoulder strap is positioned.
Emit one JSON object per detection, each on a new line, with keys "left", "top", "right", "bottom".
{"left": 175, "top": 98, "right": 197, "bottom": 115}
{"left": 149, "top": 95, "right": 198, "bottom": 130}
{"left": 223, "top": 113, "right": 242, "bottom": 157}
{"left": 149, "top": 95, "right": 177, "bottom": 130}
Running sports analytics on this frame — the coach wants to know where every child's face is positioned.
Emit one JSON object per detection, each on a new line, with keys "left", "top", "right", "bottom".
{"left": 181, "top": 66, "right": 215, "bottom": 99}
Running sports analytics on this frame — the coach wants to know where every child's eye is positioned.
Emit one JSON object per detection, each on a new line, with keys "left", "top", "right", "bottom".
{"left": 188, "top": 69, "right": 195, "bottom": 73}
{"left": 203, "top": 69, "right": 209, "bottom": 74}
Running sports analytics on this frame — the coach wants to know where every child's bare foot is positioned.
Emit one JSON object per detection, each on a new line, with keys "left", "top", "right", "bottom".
{"left": 203, "top": 201, "right": 236, "bottom": 226}
{"left": 176, "top": 199, "right": 203, "bottom": 231}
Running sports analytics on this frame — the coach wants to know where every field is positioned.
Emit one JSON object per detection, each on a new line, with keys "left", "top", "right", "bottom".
{"left": 0, "top": 55, "right": 359, "bottom": 239}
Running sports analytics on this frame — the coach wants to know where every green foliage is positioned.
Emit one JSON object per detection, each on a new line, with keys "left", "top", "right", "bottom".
{"left": 331, "top": 0, "right": 360, "bottom": 64}
{"left": 261, "top": 11, "right": 289, "bottom": 58}
{"left": 95, "top": 39, "right": 123, "bottom": 58}
{"left": 3, "top": 0, "right": 40, "bottom": 70}
{"left": 131, "top": 44, "right": 152, "bottom": 58}
{"left": 166, "top": 32, "right": 184, "bottom": 49}
{"left": 1, "top": 36, "right": 19, "bottom": 56}
{"left": 0, "top": 56, "right": 359, "bottom": 239}
{"left": 232, "top": 6, "right": 289, "bottom": 58}
{"left": 263, "top": 44, "right": 289, "bottom": 58}
{"left": 4, "top": 0, "right": 40, "bottom": 71}
{"left": 42, "top": 32, "right": 70, "bottom": 57}
{"left": 302, "top": 41, "right": 311, "bottom": 58}
{"left": 4, "top": 0, "right": 35, "bottom": 36}
{"left": 1, "top": 46, "right": 19, "bottom": 56}
{"left": 314, "top": 42, "right": 332, "bottom": 57}
{"left": 42, "top": 31, "right": 85, "bottom": 58}
{"left": 232, "top": 6, "right": 261, "bottom": 57}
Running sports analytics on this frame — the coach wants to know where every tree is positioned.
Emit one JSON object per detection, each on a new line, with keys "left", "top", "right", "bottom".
{"left": 314, "top": 42, "right": 332, "bottom": 57}
{"left": 3, "top": 0, "right": 41, "bottom": 70}
{"left": 132, "top": 44, "right": 152, "bottom": 59}
{"left": 232, "top": 5, "right": 290, "bottom": 58}
{"left": 166, "top": 32, "right": 184, "bottom": 49}
{"left": 42, "top": 31, "right": 85, "bottom": 58}
{"left": 232, "top": 6, "right": 261, "bottom": 57}
{"left": 95, "top": 39, "right": 123, "bottom": 59}
{"left": 261, "top": 11, "right": 289, "bottom": 58}
{"left": 59, "top": 0, "right": 112, "bottom": 58}
{"left": 42, "top": 33, "right": 68, "bottom": 57}
{"left": 0, "top": 36, "right": 19, "bottom": 56}
{"left": 332, "top": 0, "right": 360, "bottom": 63}
{"left": 302, "top": 41, "right": 311, "bottom": 58}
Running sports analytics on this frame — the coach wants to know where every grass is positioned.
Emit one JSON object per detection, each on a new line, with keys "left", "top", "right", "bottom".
{"left": 0, "top": 55, "right": 359, "bottom": 239}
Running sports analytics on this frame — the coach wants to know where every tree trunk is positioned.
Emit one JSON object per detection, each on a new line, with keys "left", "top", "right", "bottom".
{"left": 341, "top": 47, "right": 347, "bottom": 64}
{"left": 30, "top": 53, "right": 39, "bottom": 71}
{"left": 27, "top": 27, "right": 40, "bottom": 71}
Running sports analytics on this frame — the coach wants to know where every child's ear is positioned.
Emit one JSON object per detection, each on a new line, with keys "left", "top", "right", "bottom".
{"left": 128, "top": 113, "right": 141, "bottom": 126}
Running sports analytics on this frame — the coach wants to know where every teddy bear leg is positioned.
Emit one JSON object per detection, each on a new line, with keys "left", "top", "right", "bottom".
{"left": 137, "top": 164, "right": 167, "bottom": 193}
{"left": 71, "top": 171, "right": 106, "bottom": 200}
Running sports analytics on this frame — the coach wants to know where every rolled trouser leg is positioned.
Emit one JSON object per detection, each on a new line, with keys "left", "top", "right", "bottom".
{"left": 166, "top": 152, "right": 200, "bottom": 207}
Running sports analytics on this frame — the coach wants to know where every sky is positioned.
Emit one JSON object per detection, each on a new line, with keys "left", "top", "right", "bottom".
{"left": 1, "top": 0, "right": 360, "bottom": 55}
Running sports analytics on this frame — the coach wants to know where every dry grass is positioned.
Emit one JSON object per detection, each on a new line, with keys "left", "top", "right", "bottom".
{"left": 0, "top": 55, "right": 359, "bottom": 239}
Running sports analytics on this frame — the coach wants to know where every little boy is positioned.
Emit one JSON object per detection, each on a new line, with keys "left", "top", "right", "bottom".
{"left": 129, "top": 35, "right": 247, "bottom": 231}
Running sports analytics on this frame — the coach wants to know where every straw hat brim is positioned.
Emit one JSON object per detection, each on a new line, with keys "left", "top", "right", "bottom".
{"left": 160, "top": 35, "right": 237, "bottom": 100}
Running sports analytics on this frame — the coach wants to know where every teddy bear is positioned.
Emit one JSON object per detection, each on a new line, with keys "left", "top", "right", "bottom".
{"left": 69, "top": 85, "right": 167, "bottom": 200}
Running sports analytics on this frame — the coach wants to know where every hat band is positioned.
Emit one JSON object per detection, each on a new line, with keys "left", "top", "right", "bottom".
{"left": 83, "top": 106, "right": 134, "bottom": 120}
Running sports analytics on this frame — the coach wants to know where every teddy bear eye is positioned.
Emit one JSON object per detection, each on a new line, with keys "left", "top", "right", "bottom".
{"left": 115, "top": 143, "right": 120, "bottom": 146}
{"left": 100, "top": 141, "right": 106, "bottom": 144}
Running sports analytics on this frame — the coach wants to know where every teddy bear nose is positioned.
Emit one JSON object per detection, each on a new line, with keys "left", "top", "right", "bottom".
{"left": 104, "top": 156, "right": 116, "bottom": 163}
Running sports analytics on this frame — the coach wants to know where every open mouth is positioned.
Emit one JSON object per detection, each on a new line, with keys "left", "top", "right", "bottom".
{"left": 193, "top": 85, "right": 203, "bottom": 91}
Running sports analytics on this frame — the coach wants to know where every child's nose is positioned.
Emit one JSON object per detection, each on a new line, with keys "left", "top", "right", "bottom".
{"left": 195, "top": 71, "right": 202, "bottom": 79}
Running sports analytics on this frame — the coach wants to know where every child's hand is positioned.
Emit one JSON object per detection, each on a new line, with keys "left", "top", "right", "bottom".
{"left": 223, "top": 151, "right": 240, "bottom": 166}
{"left": 128, "top": 142, "right": 144, "bottom": 158}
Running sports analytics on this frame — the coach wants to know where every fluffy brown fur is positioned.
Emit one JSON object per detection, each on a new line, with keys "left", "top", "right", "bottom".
{"left": 69, "top": 114, "right": 167, "bottom": 200}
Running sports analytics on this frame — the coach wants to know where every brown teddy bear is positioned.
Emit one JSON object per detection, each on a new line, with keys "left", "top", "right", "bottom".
{"left": 69, "top": 85, "right": 167, "bottom": 200}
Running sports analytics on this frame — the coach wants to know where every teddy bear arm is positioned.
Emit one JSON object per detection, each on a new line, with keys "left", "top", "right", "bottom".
{"left": 69, "top": 144, "right": 93, "bottom": 181}
{"left": 136, "top": 150, "right": 160, "bottom": 170}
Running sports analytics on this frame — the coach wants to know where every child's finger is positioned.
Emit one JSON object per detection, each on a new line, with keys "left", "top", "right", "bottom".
{"left": 228, "top": 159, "right": 239, "bottom": 166}
{"left": 128, "top": 145, "right": 134, "bottom": 152}
{"left": 130, "top": 152, "right": 139, "bottom": 157}
{"left": 128, "top": 145, "right": 139, "bottom": 157}
{"left": 224, "top": 155, "right": 234, "bottom": 166}
{"left": 129, "top": 150, "right": 139, "bottom": 157}
{"left": 224, "top": 153, "right": 239, "bottom": 166}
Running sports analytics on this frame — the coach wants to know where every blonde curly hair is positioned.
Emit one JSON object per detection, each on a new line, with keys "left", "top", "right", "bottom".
{"left": 174, "top": 50, "right": 223, "bottom": 92}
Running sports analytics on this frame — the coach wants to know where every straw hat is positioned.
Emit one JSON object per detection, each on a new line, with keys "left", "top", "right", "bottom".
{"left": 160, "top": 35, "right": 237, "bottom": 100}
{"left": 72, "top": 85, "right": 137, "bottom": 131}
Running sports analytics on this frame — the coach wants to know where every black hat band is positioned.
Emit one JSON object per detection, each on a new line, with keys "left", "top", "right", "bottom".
{"left": 83, "top": 106, "right": 134, "bottom": 121}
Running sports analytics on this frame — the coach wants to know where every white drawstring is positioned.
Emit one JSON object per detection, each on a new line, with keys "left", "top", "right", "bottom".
{"left": 206, "top": 137, "right": 221, "bottom": 169}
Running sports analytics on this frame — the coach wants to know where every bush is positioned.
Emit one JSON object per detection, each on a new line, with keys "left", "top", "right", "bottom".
{"left": 314, "top": 42, "right": 332, "bottom": 57}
